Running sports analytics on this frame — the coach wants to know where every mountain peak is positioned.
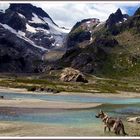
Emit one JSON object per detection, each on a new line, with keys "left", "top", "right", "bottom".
{"left": 9, "top": 3, "right": 32, "bottom": 9}
{"left": 105, "top": 8, "right": 127, "bottom": 28}
{"left": 115, "top": 8, "right": 123, "bottom": 19}
{"left": 116, "top": 8, "right": 122, "bottom": 15}
{"left": 8, "top": 3, "right": 51, "bottom": 20}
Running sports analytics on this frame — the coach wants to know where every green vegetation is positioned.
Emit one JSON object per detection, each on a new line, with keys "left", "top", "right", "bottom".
{"left": 0, "top": 71, "right": 140, "bottom": 94}
{"left": 69, "top": 27, "right": 85, "bottom": 39}
{"left": 87, "top": 14, "right": 140, "bottom": 82}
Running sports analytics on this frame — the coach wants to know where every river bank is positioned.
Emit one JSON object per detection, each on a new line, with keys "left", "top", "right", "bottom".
{"left": 0, "top": 121, "right": 139, "bottom": 137}
{"left": 0, "top": 86, "right": 140, "bottom": 98}
{"left": 0, "top": 99, "right": 101, "bottom": 109}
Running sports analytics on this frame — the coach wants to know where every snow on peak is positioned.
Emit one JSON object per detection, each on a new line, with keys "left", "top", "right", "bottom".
{"left": 29, "top": 13, "right": 44, "bottom": 24}
{"left": 0, "top": 23, "right": 17, "bottom": 34}
{"left": 43, "top": 17, "right": 70, "bottom": 34}
{"left": 18, "top": 30, "right": 25, "bottom": 36}
{"left": 27, "top": 12, "right": 70, "bottom": 35}
{"left": 26, "top": 23, "right": 36, "bottom": 33}
{"left": 0, "top": 23, "right": 48, "bottom": 51}
{"left": 123, "top": 18, "right": 127, "bottom": 21}
{"left": 36, "top": 27, "right": 50, "bottom": 34}
{"left": 18, "top": 13, "right": 25, "bottom": 19}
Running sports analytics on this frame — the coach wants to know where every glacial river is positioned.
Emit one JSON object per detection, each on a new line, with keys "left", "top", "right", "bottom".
{"left": 0, "top": 92, "right": 140, "bottom": 127}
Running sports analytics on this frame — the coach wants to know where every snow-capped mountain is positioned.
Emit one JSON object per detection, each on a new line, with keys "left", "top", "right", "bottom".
{"left": 0, "top": 4, "right": 69, "bottom": 52}
{"left": 0, "top": 3, "right": 69, "bottom": 72}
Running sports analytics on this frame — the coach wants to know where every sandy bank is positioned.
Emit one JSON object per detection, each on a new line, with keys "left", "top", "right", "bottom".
{"left": 0, "top": 86, "right": 140, "bottom": 98}
{"left": 0, "top": 121, "right": 139, "bottom": 136}
{"left": 0, "top": 99, "right": 101, "bottom": 109}
{"left": 60, "top": 91, "right": 140, "bottom": 98}
{"left": 0, "top": 121, "right": 105, "bottom": 136}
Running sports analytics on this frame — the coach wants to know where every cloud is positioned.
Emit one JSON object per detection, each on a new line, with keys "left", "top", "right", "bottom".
{"left": 0, "top": 2, "right": 139, "bottom": 29}
{"left": 34, "top": 2, "right": 140, "bottom": 28}
{"left": 0, "top": 3, "right": 9, "bottom": 11}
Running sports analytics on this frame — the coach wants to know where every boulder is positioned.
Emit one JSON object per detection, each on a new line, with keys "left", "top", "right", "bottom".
{"left": 127, "top": 116, "right": 140, "bottom": 123}
{"left": 60, "top": 67, "right": 88, "bottom": 83}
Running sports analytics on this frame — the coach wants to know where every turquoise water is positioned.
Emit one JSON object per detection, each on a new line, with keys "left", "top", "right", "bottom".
{"left": 0, "top": 92, "right": 140, "bottom": 126}
{"left": 1, "top": 92, "right": 140, "bottom": 104}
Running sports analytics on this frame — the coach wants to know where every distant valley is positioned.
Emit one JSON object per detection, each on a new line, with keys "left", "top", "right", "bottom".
{"left": 0, "top": 4, "right": 140, "bottom": 77}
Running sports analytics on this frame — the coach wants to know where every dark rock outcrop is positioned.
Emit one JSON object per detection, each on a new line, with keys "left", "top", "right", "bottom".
{"left": 0, "top": 10, "right": 27, "bottom": 32}
{"left": 105, "top": 8, "right": 129, "bottom": 29}
{"left": 0, "top": 24, "right": 43, "bottom": 72}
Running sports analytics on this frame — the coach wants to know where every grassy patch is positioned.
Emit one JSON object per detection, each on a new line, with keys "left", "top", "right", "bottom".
{"left": 0, "top": 71, "right": 140, "bottom": 94}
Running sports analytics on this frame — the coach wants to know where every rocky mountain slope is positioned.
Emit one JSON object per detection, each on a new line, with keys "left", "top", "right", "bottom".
{"left": 58, "top": 7, "right": 140, "bottom": 80}
{"left": 1, "top": 3, "right": 140, "bottom": 81}
{"left": 0, "top": 4, "right": 69, "bottom": 72}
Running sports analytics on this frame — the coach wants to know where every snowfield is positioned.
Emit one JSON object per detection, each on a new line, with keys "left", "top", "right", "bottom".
{"left": 0, "top": 9, "right": 69, "bottom": 53}
{"left": 0, "top": 23, "right": 48, "bottom": 51}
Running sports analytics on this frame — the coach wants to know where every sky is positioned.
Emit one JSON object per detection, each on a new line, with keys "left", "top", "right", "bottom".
{"left": 0, "top": 2, "right": 140, "bottom": 29}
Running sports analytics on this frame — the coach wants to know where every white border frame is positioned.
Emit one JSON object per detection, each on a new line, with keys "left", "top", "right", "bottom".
{"left": 0, "top": 1, "right": 140, "bottom": 139}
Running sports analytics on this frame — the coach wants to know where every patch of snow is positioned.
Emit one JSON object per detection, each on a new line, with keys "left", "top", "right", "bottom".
{"left": 61, "top": 28, "right": 70, "bottom": 33}
{"left": 49, "top": 35, "right": 53, "bottom": 39}
{"left": 22, "top": 36, "right": 47, "bottom": 51}
{"left": 90, "top": 36, "right": 93, "bottom": 42}
{"left": 29, "top": 13, "right": 44, "bottom": 24}
{"left": 0, "top": 23, "right": 47, "bottom": 51}
{"left": 28, "top": 13, "right": 70, "bottom": 34}
{"left": 0, "top": 23, "right": 17, "bottom": 34}
{"left": 18, "top": 30, "right": 25, "bottom": 36}
{"left": 86, "top": 21, "right": 91, "bottom": 24}
{"left": 119, "top": 21, "right": 122, "bottom": 24}
{"left": 43, "top": 17, "right": 70, "bottom": 34}
{"left": 26, "top": 24, "right": 36, "bottom": 33}
{"left": 123, "top": 18, "right": 127, "bottom": 21}
{"left": 36, "top": 27, "right": 50, "bottom": 34}
{"left": 27, "top": 14, "right": 69, "bottom": 48}
{"left": 52, "top": 43, "right": 55, "bottom": 46}
{"left": 56, "top": 44, "right": 60, "bottom": 47}
{"left": 18, "top": 13, "right": 25, "bottom": 19}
